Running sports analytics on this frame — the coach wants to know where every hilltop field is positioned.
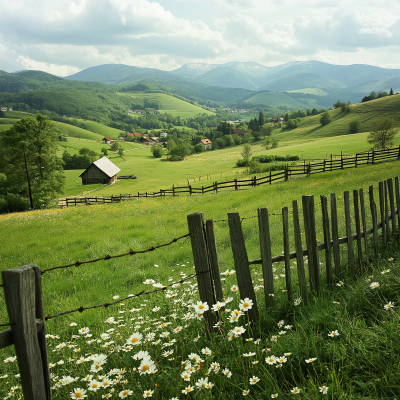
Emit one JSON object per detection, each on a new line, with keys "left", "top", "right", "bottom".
{"left": 51, "top": 94, "right": 400, "bottom": 197}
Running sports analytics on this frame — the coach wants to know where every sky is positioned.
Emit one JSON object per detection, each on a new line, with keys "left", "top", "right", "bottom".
{"left": 1, "top": 0, "right": 400, "bottom": 76}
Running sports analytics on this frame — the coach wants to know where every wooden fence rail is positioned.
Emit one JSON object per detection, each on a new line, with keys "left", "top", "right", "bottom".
{"left": 190, "top": 176, "right": 400, "bottom": 326}
{"left": 59, "top": 146, "right": 400, "bottom": 207}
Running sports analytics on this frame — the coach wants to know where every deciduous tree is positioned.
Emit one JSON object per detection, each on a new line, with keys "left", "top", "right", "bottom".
{"left": 367, "top": 118, "right": 398, "bottom": 149}
{"left": 0, "top": 114, "right": 65, "bottom": 210}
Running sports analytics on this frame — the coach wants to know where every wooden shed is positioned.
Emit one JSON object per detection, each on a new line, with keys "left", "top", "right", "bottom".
{"left": 79, "top": 157, "right": 121, "bottom": 185}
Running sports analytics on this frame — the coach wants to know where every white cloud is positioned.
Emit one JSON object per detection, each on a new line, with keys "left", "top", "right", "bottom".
{"left": 0, "top": 0, "right": 400, "bottom": 74}
{"left": 16, "top": 56, "right": 80, "bottom": 76}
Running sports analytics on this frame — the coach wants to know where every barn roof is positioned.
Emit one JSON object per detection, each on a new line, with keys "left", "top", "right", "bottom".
{"left": 79, "top": 157, "right": 121, "bottom": 178}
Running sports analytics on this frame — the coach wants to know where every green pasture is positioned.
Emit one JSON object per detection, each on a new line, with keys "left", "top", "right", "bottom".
{"left": 0, "top": 124, "right": 13, "bottom": 132}
{"left": 53, "top": 121, "right": 104, "bottom": 141}
{"left": 4, "top": 110, "right": 34, "bottom": 118}
{"left": 1, "top": 163, "right": 400, "bottom": 398}
{"left": 74, "top": 119, "right": 124, "bottom": 139}
{"left": 117, "top": 92, "right": 214, "bottom": 118}
{"left": 274, "top": 94, "right": 400, "bottom": 143}
{"left": 60, "top": 128, "right": 390, "bottom": 197}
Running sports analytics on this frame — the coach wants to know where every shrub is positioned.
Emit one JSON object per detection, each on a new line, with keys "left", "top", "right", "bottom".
{"left": 320, "top": 111, "right": 331, "bottom": 126}
{"left": 349, "top": 120, "right": 361, "bottom": 134}
{"left": 0, "top": 193, "right": 30, "bottom": 214}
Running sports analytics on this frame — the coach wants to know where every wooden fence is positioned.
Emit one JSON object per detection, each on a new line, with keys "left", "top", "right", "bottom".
{"left": 59, "top": 146, "right": 400, "bottom": 207}
{"left": 188, "top": 176, "right": 400, "bottom": 330}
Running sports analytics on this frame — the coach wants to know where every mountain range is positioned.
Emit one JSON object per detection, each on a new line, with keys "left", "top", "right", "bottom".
{"left": 2, "top": 60, "right": 400, "bottom": 112}
{"left": 64, "top": 60, "right": 400, "bottom": 108}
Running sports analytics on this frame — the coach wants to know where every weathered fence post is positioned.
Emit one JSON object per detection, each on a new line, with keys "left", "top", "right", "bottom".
{"left": 187, "top": 213, "right": 217, "bottom": 334}
{"left": 320, "top": 195, "right": 332, "bottom": 286}
{"left": 282, "top": 207, "right": 293, "bottom": 300}
{"left": 228, "top": 213, "right": 259, "bottom": 323}
{"left": 369, "top": 186, "right": 379, "bottom": 259}
{"left": 2, "top": 264, "right": 52, "bottom": 399}
{"left": 302, "top": 195, "right": 320, "bottom": 294}
{"left": 384, "top": 181, "right": 390, "bottom": 243}
{"left": 395, "top": 177, "right": 400, "bottom": 242}
{"left": 205, "top": 219, "right": 224, "bottom": 304}
{"left": 353, "top": 189, "right": 364, "bottom": 275}
{"left": 387, "top": 178, "right": 396, "bottom": 238}
{"left": 344, "top": 191, "right": 355, "bottom": 279}
{"left": 330, "top": 193, "right": 341, "bottom": 281}
{"left": 269, "top": 171, "right": 272, "bottom": 184}
{"left": 378, "top": 182, "right": 387, "bottom": 247}
{"left": 234, "top": 178, "right": 238, "bottom": 191}
{"left": 257, "top": 208, "right": 274, "bottom": 308}
{"left": 172, "top": 185, "right": 175, "bottom": 197}
{"left": 359, "top": 189, "right": 369, "bottom": 263}
{"left": 292, "top": 200, "right": 308, "bottom": 305}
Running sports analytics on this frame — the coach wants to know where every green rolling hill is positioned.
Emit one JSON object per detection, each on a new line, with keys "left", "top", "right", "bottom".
{"left": 273, "top": 93, "right": 400, "bottom": 143}
{"left": 243, "top": 92, "right": 309, "bottom": 108}
{"left": 117, "top": 92, "right": 213, "bottom": 117}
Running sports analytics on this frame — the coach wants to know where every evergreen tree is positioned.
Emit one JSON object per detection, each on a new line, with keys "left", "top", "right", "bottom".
{"left": 390, "top": 88, "right": 394, "bottom": 95}
{"left": 258, "top": 112, "right": 264, "bottom": 127}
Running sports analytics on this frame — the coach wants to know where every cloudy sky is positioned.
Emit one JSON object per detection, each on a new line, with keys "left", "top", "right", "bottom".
{"left": 1, "top": 0, "right": 400, "bottom": 76}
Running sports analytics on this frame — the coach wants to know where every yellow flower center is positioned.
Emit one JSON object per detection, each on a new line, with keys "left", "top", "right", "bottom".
{"left": 142, "top": 365, "right": 149, "bottom": 371}
{"left": 243, "top": 302, "right": 249, "bottom": 308}
{"left": 75, "top": 393, "right": 82, "bottom": 398}
{"left": 199, "top": 305, "right": 205, "bottom": 309}
{"left": 92, "top": 384, "right": 98, "bottom": 388}
{"left": 131, "top": 337, "right": 139, "bottom": 343}
{"left": 186, "top": 388, "right": 191, "bottom": 392}
{"left": 123, "top": 391, "right": 128, "bottom": 396}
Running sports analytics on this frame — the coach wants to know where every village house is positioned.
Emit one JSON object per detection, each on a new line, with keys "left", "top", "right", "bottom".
{"left": 118, "top": 137, "right": 125, "bottom": 142}
{"left": 1, "top": 107, "right": 7, "bottom": 112}
{"left": 102, "top": 137, "right": 114, "bottom": 144}
{"left": 161, "top": 141, "right": 168, "bottom": 148}
{"left": 200, "top": 138, "right": 212, "bottom": 149}
{"left": 140, "top": 137, "right": 156, "bottom": 145}
{"left": 150, "top": 137, "right": 159, "bottom": 142}
{"left": 79, "top": 157, "right": 120, "bottom": 185}
{"left": 127, "top": 132, "right": 141, "bottom": 138}
{"left": 159, "top": 132, "right": 168, "bottom": 138}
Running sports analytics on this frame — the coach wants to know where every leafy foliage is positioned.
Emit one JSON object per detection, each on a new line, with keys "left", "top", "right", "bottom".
{"left": 367, "top": 118, "right": 398, "bottom": 149}
{"left": 0, "top": 114, "right": 65, "bottom": 210}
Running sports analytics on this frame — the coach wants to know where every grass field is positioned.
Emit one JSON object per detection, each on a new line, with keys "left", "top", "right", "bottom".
{"left": 117, "top": 92, "right": 214, "bottom": 118}
{"left": 1, "top": 162, "right": 400, "bottom": 398}
{"left": 74, "top": 119, "right": 124, "bottom": 139}
{"left": 60, "top": 127, "right": 400, "bottom": 198}
{"left": 274, "top": 94, "right": 400, "bottom": 143}
{"left": 244, "top": 92, "right": 309, "bottom": 108}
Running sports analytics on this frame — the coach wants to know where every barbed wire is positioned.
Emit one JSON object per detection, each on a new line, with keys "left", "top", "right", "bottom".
{"left": 0, "top": 233, "right": 190, "bottom": 289}
{"left": 0, "top": 322, "right": 15, "bottom": 327}
{"left": 44, "top": 270, "right": 207, "bottom": 321}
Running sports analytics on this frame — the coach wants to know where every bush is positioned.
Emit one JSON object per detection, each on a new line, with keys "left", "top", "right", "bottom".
{"left": 0, "top": 193, "right": 30, "bottom": 214}
{"left": 320, "top": 111, "right": 331, "bottom": 126}
{"left": 283, "top": 119, "right": 299, "bottom": 130}
{"left": 151, "top": 144, "right": 163, "bottom": 158}
{"left": 349, "top": 120, "right": 361, "bottom": 134}
{"left": 246, "top": 161, "right": 294, "bottom": 175}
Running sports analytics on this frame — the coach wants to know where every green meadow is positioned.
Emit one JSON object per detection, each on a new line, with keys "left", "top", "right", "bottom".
{"left": 117, "top": 92, "right": 214, "bottom": 118}
{"left": 1, "top": 161, "right": 400, "bottom": 398}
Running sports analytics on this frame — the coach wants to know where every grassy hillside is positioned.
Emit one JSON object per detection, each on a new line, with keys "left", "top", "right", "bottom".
{"left": 74, "top": 119, "right": 124, "bottom": 138}
{"left": 274, "top": 93, "right": 400, "bottom": 143}
{"left": 244, "top": 92, "right": 308, "bottom": 108}
{"left": 117, "top": 92, "right": 214, "bottom": 118}
{"left": 53, "top": 121, "right": 105, "bottom": 141}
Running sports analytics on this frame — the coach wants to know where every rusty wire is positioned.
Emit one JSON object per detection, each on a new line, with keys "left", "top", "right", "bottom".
{"left": 44, "top": 270, "right": 207, "bottom": 321}
{"left": 0, "top": 233, "right": 190, "bottom": 289}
